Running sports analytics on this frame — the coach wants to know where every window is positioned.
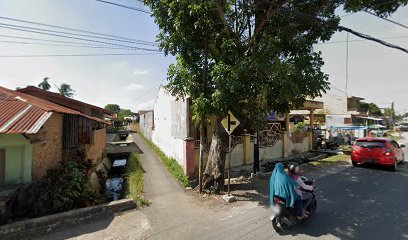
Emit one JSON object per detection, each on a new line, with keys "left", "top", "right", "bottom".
{"left": 355, "top": 140, "right": 386, "bottom": 148}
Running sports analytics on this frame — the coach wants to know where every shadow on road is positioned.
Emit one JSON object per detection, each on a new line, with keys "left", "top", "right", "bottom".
{"left": 276, "top": 163, "right": 408, "bottom": 239}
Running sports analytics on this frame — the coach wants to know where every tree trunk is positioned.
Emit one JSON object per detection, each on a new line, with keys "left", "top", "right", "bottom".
{"left": 202, "top": 117, "right": 229, "bottom": 193}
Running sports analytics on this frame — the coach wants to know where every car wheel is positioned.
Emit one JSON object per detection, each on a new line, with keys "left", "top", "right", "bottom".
{"left": 352, "top": 161, "right": 358, "bottom": 167}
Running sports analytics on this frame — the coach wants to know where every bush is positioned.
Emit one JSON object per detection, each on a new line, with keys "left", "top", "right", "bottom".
{"left": 294, "top": 122, "right": 306, "bottom": 132}
{"left": 35, "top": 150, "right": 99, "bottom": 215}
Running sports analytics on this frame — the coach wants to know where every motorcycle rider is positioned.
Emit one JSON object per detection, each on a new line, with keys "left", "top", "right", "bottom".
{"left": 288, "top": 162, "right": 316, "bottom": 214}
{"left": 269, "top": 163, "right": 305, "bottom": 220}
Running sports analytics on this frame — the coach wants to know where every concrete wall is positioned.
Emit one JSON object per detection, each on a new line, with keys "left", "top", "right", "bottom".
{"left": 30, "top": 113, "right": 63, "bottom": 181}
{"left": 288, "top": 137, "right": 309, "bottom": 155}
{"left": 0, "top": 134, "right": 33, "bottom": 184}
{"left": 139, "top": 111, "right": 154, "bottom": 140}
{"left": 150, "top": 87, "right": 188, "bottom": 165}
{"left": 259, "top": 139, "right": 283, "bottom": 161}
{"left": 85, "top": 128, "right": 106, "bottom": 164}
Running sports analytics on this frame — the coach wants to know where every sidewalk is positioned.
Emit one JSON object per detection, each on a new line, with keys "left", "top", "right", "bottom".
{"left": 132, "top": 133, "right": 216, "bottom": 239}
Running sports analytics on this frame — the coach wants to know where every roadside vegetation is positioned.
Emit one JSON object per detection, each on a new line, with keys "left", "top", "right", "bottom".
{"left": 309, "top": 154, "right": 350, "bottom": 167}
{"left": 140, "top": 134, "right": 190, "bottom": 188}
{"left": 124, "top": 153, "right": 150, "bottom": 206}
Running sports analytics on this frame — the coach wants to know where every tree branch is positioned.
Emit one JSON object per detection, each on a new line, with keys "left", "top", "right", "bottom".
{"left": 249, "top": 0, "right": 291, "bottom": 46}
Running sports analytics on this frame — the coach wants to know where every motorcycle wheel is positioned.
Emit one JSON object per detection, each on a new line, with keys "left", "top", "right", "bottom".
{"left": 272, "top": 218, "right": 280, "bottom": 231}
{"left": 308, "top": 199, "right": 317, "bottom": 216}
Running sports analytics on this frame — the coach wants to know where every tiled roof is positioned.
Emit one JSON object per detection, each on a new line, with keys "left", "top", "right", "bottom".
{"left": 0, "top": 86, "right": 109, "bottom": 134}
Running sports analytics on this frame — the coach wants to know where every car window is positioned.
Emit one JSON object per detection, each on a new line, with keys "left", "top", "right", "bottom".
{"left": 355, "top": 140, "right": 386, "bottom": 148}
{"left": 390, "top": 141, "right": 399, "bottom": 148}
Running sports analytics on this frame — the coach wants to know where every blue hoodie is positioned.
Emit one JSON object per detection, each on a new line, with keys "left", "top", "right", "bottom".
{"left": 269, "top": 163, "right": 299, "bottom": 208}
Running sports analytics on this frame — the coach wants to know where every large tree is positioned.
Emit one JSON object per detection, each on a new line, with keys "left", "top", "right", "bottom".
{"left": 57, "top": 83, "right": 75, "bottom": 98}
{"left": 38, "top": 77, "right": 51, "bottom": 90}
{"left": 105, "top": 104, "right": 121, "bottom": 114}
{"left": 146, "top": 0, "right": 407, "bottom": 192}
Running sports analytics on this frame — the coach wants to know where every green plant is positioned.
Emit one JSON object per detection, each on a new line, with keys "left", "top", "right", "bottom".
{"left": 140, "top": 134, "right": 190, "bottom": 187}
{"left": 36, "top": 150, "right": 98, "bottom": 215}
{"left": 124, "top": 153, "right": 150, "bottom": 206}
{"left": 294, "top": 122, "right": 306, "bottom": 132}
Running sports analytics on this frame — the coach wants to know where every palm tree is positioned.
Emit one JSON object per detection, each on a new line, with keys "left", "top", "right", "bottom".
{"left": 38, "top": 77, "right": 51, "bottom": 90}
{"left": 56, "top": 83, "right": 75, "bottom": 98}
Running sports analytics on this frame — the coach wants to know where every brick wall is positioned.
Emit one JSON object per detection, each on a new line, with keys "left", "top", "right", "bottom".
{"left": 85, "top": 128, "right": 106, "bottom": 164}
{"left": 31, "top": 113, "right": 63, "bottom": 181}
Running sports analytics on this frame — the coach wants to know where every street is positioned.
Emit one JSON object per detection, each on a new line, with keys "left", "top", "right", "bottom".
{"left": 25, "top": 135, "right": 408, "bottom": 240}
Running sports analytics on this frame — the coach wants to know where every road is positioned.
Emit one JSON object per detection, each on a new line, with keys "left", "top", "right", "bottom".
{"left": 26, "top": 134, "right": 408, "bottom": 240}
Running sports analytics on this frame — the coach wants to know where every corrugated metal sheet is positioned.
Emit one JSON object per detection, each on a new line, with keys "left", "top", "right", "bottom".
{"left": 0, "top": 86, "right": 109, "bottom": 134}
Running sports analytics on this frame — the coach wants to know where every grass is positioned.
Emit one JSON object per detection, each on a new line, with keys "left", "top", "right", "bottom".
{"left": 124, "top": 153, "right": 150, "bottom": 206}
{"left": 140, "top": 134, "right": 190, "bottom": 188}
{"left": 309, "top": 154, "right": 350, "bottom": 166}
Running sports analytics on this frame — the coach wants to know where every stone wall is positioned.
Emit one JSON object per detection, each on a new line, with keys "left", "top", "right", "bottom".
{"left": 31, "top": 113, "right": 63, "bottom": 181}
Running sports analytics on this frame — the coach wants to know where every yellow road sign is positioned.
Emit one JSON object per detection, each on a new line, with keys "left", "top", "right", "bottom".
{"left": 221, "top": 111, "right": 240, "bottom": 135}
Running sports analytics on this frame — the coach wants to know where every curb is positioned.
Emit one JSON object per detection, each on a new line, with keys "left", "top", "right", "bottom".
{"left": 0, "top": 198, "right": 137, "bottom": 238}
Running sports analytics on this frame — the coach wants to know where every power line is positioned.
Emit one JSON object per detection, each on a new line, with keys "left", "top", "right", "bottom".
{"left": 0, "top": 34, "right": 129, "bottom": 48}
{"left": 0, "top": 25, "right": 160, "bottom": 52}
{"left": 0, "top": 16, "right": 157, "bottom": 45}
{"left": 137, "top": 79, "right": 166, "bottom": 101}
{"left": 364, "top": 10, "right": 408, "bottom": 30}
{"left": 0, "top": 39, "right": 149, "bottom": 50}
{"left": 94, "top": 0, "right": 151, "bottom": 14}
{"left": 0, "top": 52, "right": 163, "bottom": 58}
{"left": 316, "top": 35, "right": 408, "bottom": 45}
{"left": 0, "top": 22, "right": 157, "bottom": 46}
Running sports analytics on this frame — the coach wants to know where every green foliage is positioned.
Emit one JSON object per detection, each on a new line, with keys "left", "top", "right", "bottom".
{"left": 57, "top": 83, "right": 75, "bottom": 98}
{"left": 38, "top": 77, "right": 51, "bottom": 90}
{"left": 140, "top": 134, "right": 190, "bottom": 187}
{"left": 118, "top": 109, "right": 133, "bottom": 120}
{"left": 294, "top": 122, "right": 306, "bottom": 132}
{"left": 124, "top": 153, "right": 150, "bottom": 206}
{"left": 36, "top": 151, "right": 98, "bottom": 215}
{"left": 104, "top": 104, "right": 121, "bottom": 114}
{"left": 359, "top": 102, "right": 383, "bottom": 116}
{"left": 145, "top": 0, "right": 406, "bottom": 128}
{"left": 309, "top": 154, "right": 350, "bottom": 166}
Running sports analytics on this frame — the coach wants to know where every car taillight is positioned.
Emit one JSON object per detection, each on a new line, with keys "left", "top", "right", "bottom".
{"left": 384, "top": 149, "right": 392, "bottom": 156}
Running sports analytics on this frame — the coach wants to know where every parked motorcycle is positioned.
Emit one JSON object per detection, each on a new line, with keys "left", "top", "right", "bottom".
{"left": 316, "top": 135, "right": 339, "bottom": 150}
{"left": 270, "top": 176, "right": 317, "bottom": 231}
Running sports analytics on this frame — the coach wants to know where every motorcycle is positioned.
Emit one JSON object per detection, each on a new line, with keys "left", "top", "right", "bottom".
{"left": 316, "top": 135, "right": 339, "bottom": 151}
{"left": 270, "top": 176, "right": 317, "bottom": 231}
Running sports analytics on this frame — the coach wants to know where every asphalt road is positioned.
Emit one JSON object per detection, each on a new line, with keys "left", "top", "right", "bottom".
{"left": 25, "top": 134, "right": 408, "bottom": 240}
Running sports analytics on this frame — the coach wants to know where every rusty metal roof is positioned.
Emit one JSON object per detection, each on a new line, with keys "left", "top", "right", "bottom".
{"left": 0, "top": 86, "right": 109, "bottom": 134}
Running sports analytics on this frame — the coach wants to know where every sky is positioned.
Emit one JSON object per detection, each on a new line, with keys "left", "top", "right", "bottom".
{"left": 0, "top": 1, "right": 407, "bottom": 113}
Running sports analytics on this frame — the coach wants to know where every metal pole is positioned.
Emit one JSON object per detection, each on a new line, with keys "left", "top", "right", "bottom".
{"left": 228, "top": 134, "right": 232, "bottom": 195}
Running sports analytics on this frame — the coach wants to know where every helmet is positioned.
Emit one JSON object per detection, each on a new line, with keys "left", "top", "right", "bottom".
{"left": 288, "top": 162, "right": 299, "bottom": 174}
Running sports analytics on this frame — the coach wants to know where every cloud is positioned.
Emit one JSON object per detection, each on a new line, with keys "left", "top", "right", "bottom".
{"left": 133, "top": 68, "right": 149, "bottom": 75}
{"left": 125, "top": 83, "right": 145, "bottom": 91}
{"left": 136, "top": 99, "right": 155, "bottom": 111}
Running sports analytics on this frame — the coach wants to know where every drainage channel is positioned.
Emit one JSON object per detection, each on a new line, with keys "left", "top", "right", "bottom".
{"left": 105, "top": 131, "right": 142, "bottom": 201}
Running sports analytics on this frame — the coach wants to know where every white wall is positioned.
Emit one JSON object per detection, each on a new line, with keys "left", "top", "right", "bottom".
{"left": 259, "top": 139, "right": 283, "bottom": 161}
{"left": 288, "top": 137, "right": 309, "bottom": 155}
{"left": 150, "top": 87, "right": 188, "bottom": 165}
{"left": 314, "top": 90, "right": 348, "bottom": 114}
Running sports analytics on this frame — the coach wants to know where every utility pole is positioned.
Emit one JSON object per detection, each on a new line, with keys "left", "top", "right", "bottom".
{"left": 199, "top": 10, "right": 208, "bottom": 194}
{"left": 392, "top": 101, "right": 395, "bottom": 130}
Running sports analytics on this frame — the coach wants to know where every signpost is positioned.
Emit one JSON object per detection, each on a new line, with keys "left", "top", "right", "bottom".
{"left": 221, "top": 111, "right": 240, "bottom": 196}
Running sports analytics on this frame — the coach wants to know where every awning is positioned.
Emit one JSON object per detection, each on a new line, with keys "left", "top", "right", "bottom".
{"left": 353, "top": 116, "right": 383, "bottom": 121}
{"left": 330, "top": 126, "right": 368, "bottom": 130}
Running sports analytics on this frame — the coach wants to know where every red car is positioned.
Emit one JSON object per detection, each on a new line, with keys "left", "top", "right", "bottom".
{"left": 351, "top": 138, "right": 405, "bottom": 171}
